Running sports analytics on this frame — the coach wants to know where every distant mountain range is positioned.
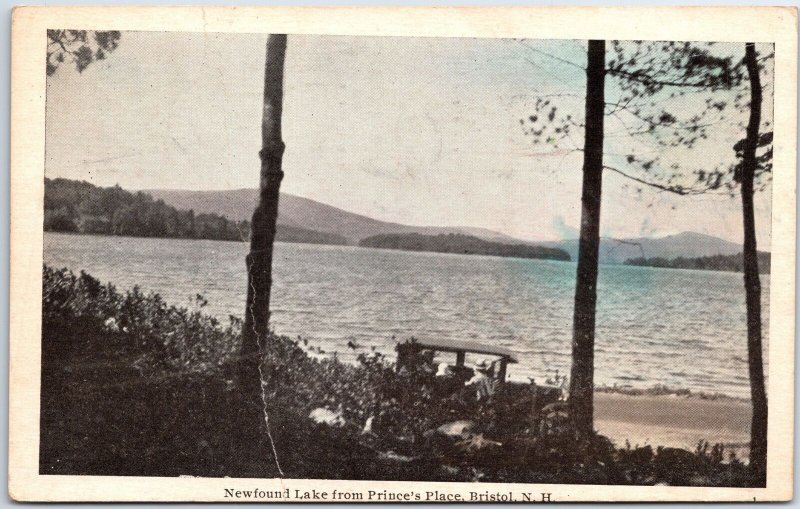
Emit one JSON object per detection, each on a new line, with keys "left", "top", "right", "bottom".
{"left": 539, "top": 232, "right": 748, "bottom": 265}
{"left": 146, "top": 188, "right": 753, "bottom": 263}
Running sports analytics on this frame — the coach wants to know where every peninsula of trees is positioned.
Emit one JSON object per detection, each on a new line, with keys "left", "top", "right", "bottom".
{"left": 625, "top": 252, "right": 771, "bottom": 274}
{"left": 359, "top": 232, "right": 571, "bottom": 261}
{"left": 43, "top": 178, "right": 347, "bottom": 245}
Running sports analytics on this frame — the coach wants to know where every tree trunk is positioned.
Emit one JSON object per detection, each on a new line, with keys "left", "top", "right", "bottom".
{"left": 568, "top": 40, "right": 605, "bottom": 450}
{"left": 240, "top": 34, "right": 288, "bottom": 400}
{"left": 742, "top": 41, "right": 767, "bottom": 487}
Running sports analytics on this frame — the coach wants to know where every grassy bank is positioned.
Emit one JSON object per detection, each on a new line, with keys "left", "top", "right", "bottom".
{"left": 40, "top": 265, "right": 754, "bottom": 485}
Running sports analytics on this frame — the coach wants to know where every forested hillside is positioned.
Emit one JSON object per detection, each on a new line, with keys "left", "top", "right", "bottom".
{"left": 43, "top": 178, "right": 347, "bottom": 245}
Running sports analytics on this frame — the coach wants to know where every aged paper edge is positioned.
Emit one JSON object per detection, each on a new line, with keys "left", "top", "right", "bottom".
{"left": 8, "top": 5, "right": 798, "bottom": 502}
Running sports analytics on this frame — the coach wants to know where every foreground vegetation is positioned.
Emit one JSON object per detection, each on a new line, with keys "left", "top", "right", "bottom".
{"left": 41, "top": 265, "right": 752, "bottom": 485}
{"left": 625, "top": 251, "right": 771, "bottom": 274}
{"left": 360, "top": 233, "right": 570, "bottom": 261}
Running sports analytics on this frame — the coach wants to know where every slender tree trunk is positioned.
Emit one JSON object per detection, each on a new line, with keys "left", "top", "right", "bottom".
{"left": 568, "top": 40, "right": 605, "bottom": 450}
{"left": 742, "top": 41, "right": 767, "bottom": 487}
{"left": 240, "top": 34, "right": 288, "bottom": 400}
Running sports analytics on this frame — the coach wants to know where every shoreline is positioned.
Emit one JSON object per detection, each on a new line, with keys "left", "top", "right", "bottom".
{"left": 595, "top": 392, "right": 752, "bottom": 461}
{"left": 44, "top": 231, "right": 773, "bottom": 277}
{"left": 594, "top": 384, "right": 749, "bottom": 402}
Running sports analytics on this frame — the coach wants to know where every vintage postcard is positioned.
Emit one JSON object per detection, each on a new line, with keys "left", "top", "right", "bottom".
{"left": 8, "top": 6, "right": 797, "bottom": 502}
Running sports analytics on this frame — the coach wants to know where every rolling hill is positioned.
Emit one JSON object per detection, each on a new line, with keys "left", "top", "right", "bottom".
{"left": 145, "top": 188, "right": 526, "bottom": 245}
{"left": 146, "top": 188, "right": 752, "bottom": 263}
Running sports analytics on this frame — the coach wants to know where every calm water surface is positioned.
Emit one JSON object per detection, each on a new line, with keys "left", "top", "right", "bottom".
{"left": 44, "top": 232, "right": 769, "bottom": 399}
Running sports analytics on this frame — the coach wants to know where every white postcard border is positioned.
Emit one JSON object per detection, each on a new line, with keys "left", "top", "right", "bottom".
{"left": 9, "top": 6, "right": 797, "bottom": 502}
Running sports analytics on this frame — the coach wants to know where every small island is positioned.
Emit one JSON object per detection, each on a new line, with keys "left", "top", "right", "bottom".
{"left": 359, "top": 232, "right": 571, "bottom": 261}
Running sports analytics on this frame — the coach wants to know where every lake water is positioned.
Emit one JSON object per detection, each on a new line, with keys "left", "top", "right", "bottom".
{"left": 43, "top": 232, "right": 769, "bottom": 399}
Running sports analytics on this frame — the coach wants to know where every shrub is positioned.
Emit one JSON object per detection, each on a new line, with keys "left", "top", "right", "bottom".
{"left": 42, "top": 265, "right": 240, "bottom": 375}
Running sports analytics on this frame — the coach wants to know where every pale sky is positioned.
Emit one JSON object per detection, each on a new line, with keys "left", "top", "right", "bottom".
{"left": 45, "top": 32, "right": 773, "bottom": 245}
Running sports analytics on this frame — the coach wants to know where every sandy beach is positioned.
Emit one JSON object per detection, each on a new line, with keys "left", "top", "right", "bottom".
{"left": 594, "top": 393, "right": 752, "bottom": 460}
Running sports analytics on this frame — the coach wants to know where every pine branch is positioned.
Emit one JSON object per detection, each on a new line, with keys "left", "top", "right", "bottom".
{"left": 607, "top": 67, "right": 716, "bottom": 88}
{"left": 603, "top": 164, "right": 709, "bottom": 196}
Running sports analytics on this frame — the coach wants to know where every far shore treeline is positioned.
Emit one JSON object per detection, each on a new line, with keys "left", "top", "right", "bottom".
{"left": 625, "top": 252, "right": 771, "bottom": 275}
{"left": 45, "top": 178, "right": 769, "bottom": 273}
{"left": 360, "top": 232, "right": 571, "bottom": 261}
{"left": 43, "top": 178, "right": 348, "bottom": 245}
{"left": 44, "top": 178, "right": 571, "bottom": 261}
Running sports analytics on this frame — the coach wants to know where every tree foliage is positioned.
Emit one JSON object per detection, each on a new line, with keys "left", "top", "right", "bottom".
{"left": 44, "top": 177, "right": 249, "bottom": 241}
{"left": 520, "top": 41, "right": 773, "bottom": 197}
{"left": 47, "top": 29, "right": 121, "bottom": 76}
